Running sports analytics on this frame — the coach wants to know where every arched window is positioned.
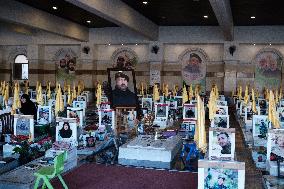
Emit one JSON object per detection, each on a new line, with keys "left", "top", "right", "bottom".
{"left": 14, "top": 54, "right": 29, "bottom": 80}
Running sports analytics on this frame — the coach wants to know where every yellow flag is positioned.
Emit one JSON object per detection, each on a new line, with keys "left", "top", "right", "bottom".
{"left": 182, "top": 85, "right": 188, "bottom": 104}
{"left": 252, "top": 89, "right": 257, "bottom": 113}
{"left": 153, "top": 84, "right": 160, "bottom": 102}
{"left": 165, "top": 84, "right": 169, "bottom": 97}
{"left": 244, "top": 85, "right": 249, "bottom": 105}
{"left": 96, "top": 83, "right": 102, "bottom": 105}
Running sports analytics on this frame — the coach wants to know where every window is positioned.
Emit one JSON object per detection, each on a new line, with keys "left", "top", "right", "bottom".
{"left": 14, "top": 54, "right": 29, "bottom": 80}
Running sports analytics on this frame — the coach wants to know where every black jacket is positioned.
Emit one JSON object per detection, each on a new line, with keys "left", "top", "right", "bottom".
{"left": 112, "top": 87, "right": 137, "bottom": 107}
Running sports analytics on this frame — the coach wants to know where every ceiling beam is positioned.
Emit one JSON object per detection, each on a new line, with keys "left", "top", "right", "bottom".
{"left": 209, "top": 0, "right": 234, "bottom": 41}
{"left": 0, "top": 0, "right": 89, "bottom": 41}
{"left": 65, "top": 0, "right": 159, "bottom": 40}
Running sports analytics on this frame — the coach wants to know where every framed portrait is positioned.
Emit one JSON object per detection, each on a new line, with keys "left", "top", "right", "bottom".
{"left": 37, "top": 105, "right": 52, "bottom": 125}
{"left": 252, "top": 115, "right": 270, "bottom": 139}
{"left": 86, "top": 136, "right": 96, "bottom": 147}
{"left": 183, "top": 104, "right": 197, "bottom": 120}
{"left": 239, "top": 101, "right": 247, "bottom": 117}
{"left": 126, "top": 111, "right": 137, "bottom": 128}
{"left": 216, "top": 100, "right": 227, "bottom": 106}
{"left": 181, "top": 121, "right": 196, "bottom": 132}
{"left": 73, "top": 100, "right": 86, "bottom": 116}
{"left": 258, "top": 99, "right": 268, "bottom": 115}
{"left": 67, "top": 107, "right": 84, "bottom": 127}
{"left": 219, "top": 95, "right": 225, "bottom": 101}
{"left": 278, "top": 107, "right": 284, "bottom": 128}
{"left": 13, "top": 114, "right": 34, "bottom": 141}
{"left": 56, "top": 117, "right": 77, "bottom": 146}
{"left": 198, "top": 160, "right": 245, "bottom": 189}
{"left": 169, "top": 100, "right": 177, "bottom": 110}
{"left": 211, "top": 115, "right": 229, "bottom": 128}
{"left": 244, "top": 106, "right": 260, "bottom": 126}
{"left": 174, "top": 96, "right": 183, "bottom": 108}
{"left": 235, "top": 100, "right": 241, "bottom": 111}
{"left": 279, "top": 99, "right": 284, "bottom": 108}
{"left": 77, "top": 95, "right": 87, "bottom": 102}
{"left": 216, "top": 105, "right": 228, "bottom": 115}
{"left": 107, "top": 68, "right": 138, "bottom": 108}
{"left": 137, "top": 94, "right": 143, "bottom": 105}
{"left": 267, "top": 129, "right": 284, "bottom": 159}
{"left": 209, "top": 128, "right": 236, "bottom": 161}
{"left": 101, "top": 96, "right": 108, "bottom": 103}
{"left": 141, "top": 108, "right": 148, "bottom": 117}
{"left": 99, "top": 102, "right": 111, "bottom": 110}
{"left": 154, "top": 103, "right": 169, "bottom": 119}
{"left": 159, "top": 96, "right": 164, "bottom": 103}
{"left": 142, "top": 98, "right": 153, "bottom": 111}
{"left": 31, "top": 91, "right": 37, "bottom": 100}
{"left": 98, "top": 109, "right": 115, "bottom": 131}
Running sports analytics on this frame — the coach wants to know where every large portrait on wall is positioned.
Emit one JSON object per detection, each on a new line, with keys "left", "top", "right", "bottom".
{"left": 254, "top": 49, "right": 283, "bottom": 91}
{"left": 179, "top": 48, "right": 207, "bottom": 92}
{"left": 54, "top": 48, "right": 77, "bottom": 85}
{"left": 111, "top": 48, "right": 138, "bottom": 69}
{"left": 107, "top": 68, "right": 138, "bottom": 108}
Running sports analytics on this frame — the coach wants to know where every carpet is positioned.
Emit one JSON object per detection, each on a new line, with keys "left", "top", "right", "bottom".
{"left": 52, "top": 163, "right": 197, "bottom": 189}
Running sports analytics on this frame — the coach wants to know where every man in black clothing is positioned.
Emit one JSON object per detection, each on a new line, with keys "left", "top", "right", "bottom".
{"left": 112, "top": 72, "right": 137, "bottom": 107}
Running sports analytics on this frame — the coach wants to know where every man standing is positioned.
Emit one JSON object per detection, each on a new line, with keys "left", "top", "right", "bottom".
{"left": 217, "top": 132, "right": 231, "bottom": 154}
{"left": 112, "top": 72, "right": 137, "bottom": 107}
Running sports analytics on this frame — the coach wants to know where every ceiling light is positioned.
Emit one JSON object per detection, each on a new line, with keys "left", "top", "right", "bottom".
{"left": 135, "top": 44, "right": 138, "bottom": 46}
{"left": 121, "top": 44, "right": 124, "bottom": 46}
{"left": 108, "top": 44, "right": 111, "bottom": 46}
{"left": 203, "top": 15, "right": 208, "bottom": 18}
{"left": 251, "top": 16, "right": 255, "bottom": 19}
{"left": 253, "top": 44, "right": 256, "bottom": 46}
{"left": 269, "top": 43, "right": 272, "bottom": 46}
{"left": 52, "top": 6, "right": 57, "bottom": 10}
{"left": 142, "top": 1, "right": 148, "bottom": 5}
{"left": 86, "top": 20, "right": 91, "bottom": 23}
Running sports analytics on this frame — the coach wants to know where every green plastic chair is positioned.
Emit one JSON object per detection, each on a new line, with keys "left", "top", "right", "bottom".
{"left": 34, "top": 151, "right": 68, "bottom": 189}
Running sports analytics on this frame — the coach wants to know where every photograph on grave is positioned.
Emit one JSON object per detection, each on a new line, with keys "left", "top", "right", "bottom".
{"left": 56, "top": 118, "right": 77, "bottom": 145}
{"left": 209, "top": 128, "right": 235, "bottom": 161}
{"left": 13, "top": 114, "right": 34, "bottom": 140}
{"left": 99, "top": 102, "right": 111, "bottom": 110}
{"left": 216, "top": 100, "right": 227, "bottom": 106}
{"left": 175, "top": 96, "right": 183, "bottom": 108}
{"left": 142, "top": 98, "right": 153, "bottom": 111}
{"left": 267, "top": 129, "right": 284, "bottom": 159}
{"left": 198, "top": 160, "right": 245, "bottom": 189}
{"left": 67, "top": 107, "right": 83, "bottom": 127}
{"left": 180, "top": 121, "right": 196, "bottom": 139}
{"left": 73, "top": 100, "right": 86, "bottom": 109}
{"left": 278, "top": 107, "right": 284, "bottom": 128}
{"left": 211, "top": 115, "right": 229, "bottom": 128}
{"left": 155, "top": 103, "right": 169, "bottom": 119}
{"left": 77, "top": 95, "right": 87, "bottom": 102}
{"left": 86, "top": 136, "right": 96, "bottom": 147}
{"left": 99, "top": 109, "right": 115, "bottom": 131}
{"left": 169, "top": 100, "right": 177, "bottom": 110}
{"left": 137, "top": 94, "right": 143, "bottom": 105}
{"left": 108, "top": 68, "right": 138, "bottom": 108}
{"left": 258, "top": 99, "right": 268, "bottom": 115}
{"left": 252, "top": 115, "right": 270, "bottom": 139}
{"left": 126, "top": 111, "right": 137, "bottom": 128}
{"left": 216, "top": 105, "right": 228, "bottom": 115}
{"left": 48, "top": 99, "right": 56, "bottom": 108}
{"left": 183, "top": 104, "right": 197, "bottom": 120}
{"left": 37, "top": 105, "right": 51, "bottom": 125}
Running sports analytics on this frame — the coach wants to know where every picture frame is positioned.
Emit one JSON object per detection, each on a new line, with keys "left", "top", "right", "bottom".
{"left": 55, "top": 117, "right": 77, "bottom": 146}
{"left": 209, "top": 128, "right": 236, "bottom": 161}
{"left": 137, "top": 94, "right": 143, "bottom": 105}
{"left": 142, "top": 98, "right": 153, "bottom": 111}
{"left": 216, "top": 100, "right": 227, "bottom": 106}
{"left": 244, "top": 106, "right": 260, "bottom": 126}
{"left": 73, "top": 100, "right": 86, "bottom": 117}
{"left": 77, "top": 95, "right": 87, "bottom": 102}
{"left": 183, "top": 103, "right": 197, "bottom": 120}
{"left": 252, "top": 115, "right": 270, "bottom": 139}
{"left": 198, "top": 160, "right": 245, "bottom": 189}
{"left": 101, "top": 96, "right": 108, "bottom": 103}
{"left": 98, "top": 109, "right": 115, "bottom": 131}
{"left": 154, "top": 103, "right": 169, "bottom": 119}
{"left": 159, "top": 96, "right": 164, "bottom": 103}
{"left": 13, "top": 114, "right": 34, "bottom": 141}
{"left": 174, "top": 96, "right": 183, "bottom": 108}
{"left": 211, "top": 115, "right": 230, "bottom": 128}
{"left": 168, "top": 100, "right": 177, "bottom": 110}
{"left": 48, "top": 99, "right": 56, "bottom": 108}
{"left": 99, "top": 102, "right": 111, "bottom": 110}
{"left": 67, "top": 107, "right": 84, "bottom": 127}
{"left": 278, "top": 107, "right": 284, "bottom": 128}
{"left": 216, "top": 105, "right": 228, "bottom": 115}
{"left": 267, "top": 129, "right": 284, "bottom": 159}
{"left": 86, "top": 136, "right": 96, "bottom": 147}
{"left": 126, "top": 111, "right": 137, "bottom": 128}
{"left": 37, "top": 105, "right": 52, "bottom": 125}
{"left": 107, "top": 68, "right": 138, "bottom": 108}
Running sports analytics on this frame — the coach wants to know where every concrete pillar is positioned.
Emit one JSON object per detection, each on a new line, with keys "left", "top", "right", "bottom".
{"left": 149, "top": 42, "right": 164, "bottom": 86}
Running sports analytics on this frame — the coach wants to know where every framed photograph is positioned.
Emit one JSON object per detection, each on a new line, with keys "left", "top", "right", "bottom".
{"left": 31, "top": 91, "right": 37, "bottom": 100}
{"left": 48, "top": 99, "right": 56, "bottom": 108}
{"left": 174, "top": 96, "right": 183, "bottom": 108}
{"left": 209, "top": 128, "right": 236, "bottom": 161}
{"left": 141, "top": 108, "right": 148, "bottom": 117}
{"left": 216, "top": 100, "right": 227, "bottom": 106}
{"left": 278, "top": 107, "right": 284, "bottom": 128}
{"left": 216, "top": 105, "right": 228, "bottom": 115}
{"left": 181, "top": 121, "right": 196, "bottom": 132}
{"left": 56, "top": 118, "right": 77, "bottom": 146}
{"left": 142, "top": 98, "right": 153, "bottom": 111}
{"left": 239, "top": 101, "right": 247, "bottom": 116}
{"left": 183, "top": 104, "right": 197, "bottom": 120}
{"left": 258, "top": 99, "right": 268, "bottom": 115}
{"left": 77, "top": 95, "right": 87, "bottom": 102}
{"left": 168, "top": 100, "right": 177, "bottom": 110}
{"left": 107, "top": 68, "right": 138, "bottom": 108}
{"left": 13, "top": 114, "right": 34, "bottom": 141}
{"left": 198, "top": 160, "right": 245, "bottom": 189}
{"left": 73, "top": 100, "right": 86, "bottom": 117}
{"left": 235, "top": 100, "right": 241, "bottom": 111}
{"left": 219, "top": 95, "right": 225, "bottom": 101}
{"left": 154, "top": 103, "right": 169, "bottom": 119}
{"left": 37, "top": 105, "right": 52, "bottom": 125}
{"left": 126, "top": 111, "right": 137, "bottom": 128}
{"left": 137, "top": 94, "right": 143, "bottom": 105}
{"left": 267, "top": 129, "right": 284, "bottom": 159}
{"left": 211, "top": 115, "right": 229, "bottom": 128}
{"left": 279, "top": 99, "right": 284, "bottom": 107}
{"left": 99, "top": 102, "right": 111, "bottom": 110}
{"left": 244, "top": 106, "right": 260, "bottom": 125}
{"left": 159, "top": 96, "right": 164, "bottom": 103}
{"left": 67, "top": 107, "right": 84, "bottom": 127}
{"left": 98, "top": 109, "right": 115, "bottom": 131}
{"left": 252, "top": 115, "right": 270, "bottom": 139}
{"left": 86, "top": 136, "right": 96, "bottom": 147}
{"left": 101, "top": 96, "right": 108, "bottom": 103}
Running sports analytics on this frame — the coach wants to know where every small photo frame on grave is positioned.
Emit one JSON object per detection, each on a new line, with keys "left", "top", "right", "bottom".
{"left": 239, "top": 101, "right": 247, "bottom": 116}
{"left": 86, "top": 136, "right": 96, "bottom": 147}
{"left": 244, "top": 106, "right": 260, "bottom": 125}
{"left": 98, "top": 109, "right": 115, "bottom": 131}
{"left": 61, "top": 95, "right": 67, "bottom": 107}
{"left": 137, "top": 94, "right": 143, "bottom": 105}
{"left": 211, "top": 115, "right": 229, "bottom": 128}
{"left": 142, "top": 98, "right": 153, "bottom": 111}
{"left": 167, "top": 100, "right": 177, "bottom": 110}
{"left": 183, "top": 104, "right": 197, "bottom": 120}
{"left": 126, "top": 111, "right": 137, "bottom": 128}
{"left": 236, "top": 100, "right": 241, "bottom": 110}
{"left": 48, "top": 99, "right": 56, "bottom": 108}
{"left": 77, "top": 95, "right": 87, "bottom": 102}
{"left": 154, "top": 103, "right": 169, "bottom": 119}
{"left": 99, "top": 102, "right": 111, "bottom": 110}
{"left": 73, "top": 100, "right": 86, "bottom": 109}
{"left": 159, "top": 96, "right": 164, "bottom": 103}
{"left": 252, "top": 115, "right": 270, "bottom": 139}
{"left": 216, "top": 100, "right": 227, "bottom": 106}
{"left": 267, "top": 129, "right": 284, "bottom": 160}
{"left": 141, "top": 108, "right": 148, "bottom": 117}
{"left": 278, "top": 107, "right": 284, "bottom": 128}
{"left": 67, "top": 107, "right": 84, "bottom": 127}
{"left": 13, "top": 114, "right": 34, "bottom": 141}
{"left": 101, "top": 96, "right": 108, "bottom": 103}
{"left": 209, "top": 128, "right": 235, "bottom": 161}
{"left": 216, "top": 105, "right": 228, "bottom": 115}
{"left": 56, "top": 118, "right": 77, "bottom": 146}
{"left": 37, "top": 105, "right": 52, "bottom": 125}
{"left": 31, "top": 91, "right": 37, "bottom": 100}
{"left": 198, "top": 160, "right": 245, "bottom": 189}
{"left": 174, "top": 96, "right": 183, "bottom": 108}
{"left": 279, "top": 99, "right": 284, "bottom": 108}
{"left": 219, "top": 95, "right": 225, "bottom": 101}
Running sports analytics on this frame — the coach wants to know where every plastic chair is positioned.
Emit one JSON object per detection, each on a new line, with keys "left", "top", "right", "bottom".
{"left": 34, "top": 151, "right": 68, "bottom": 189}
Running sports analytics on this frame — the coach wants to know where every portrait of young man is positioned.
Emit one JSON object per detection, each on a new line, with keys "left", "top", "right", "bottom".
{"left": 217, "top": 132, "right": 231, "bottom": 154}
{"left": 108, "top": 69, "right": 138, "bottom": 108}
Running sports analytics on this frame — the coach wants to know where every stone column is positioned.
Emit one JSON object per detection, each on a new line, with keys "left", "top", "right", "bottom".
{"left": 149, "top": 42, "right": 164, "bottom": 86}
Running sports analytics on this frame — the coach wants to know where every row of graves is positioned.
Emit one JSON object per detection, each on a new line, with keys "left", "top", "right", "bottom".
{"left": 234, "top": 86, "right": 284, "bottom": 189}
{"left": 0, "top": 80, "right": 94, "bottom": 188}
{"left": 198, "top": 87, "right": 245, "bottom": 189}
